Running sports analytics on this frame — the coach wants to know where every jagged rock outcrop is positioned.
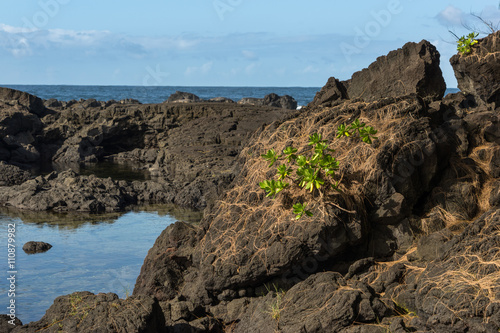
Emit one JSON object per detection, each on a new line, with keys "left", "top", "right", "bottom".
{"left": 450, "top": 30, "right": 500, "bottom": 107}
{"left": 238, "top": 93, "right": 298, "bottom": 109}
{"left": 0, "top": 95, "right": 290, "bottom": 210}
{"left": 344, "top": 40, "right": 446, "bottom": 102}
{"left": 308, "top": 76, "right": 348, "bottom": 107}
{"left": 0, "top": 87, "right": 46, "bottom": 117}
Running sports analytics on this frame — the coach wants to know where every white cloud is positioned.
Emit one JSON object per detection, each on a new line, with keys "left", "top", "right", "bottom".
{"left": 185, "top": 61, "right": 213, "bottom": 76}
{"left": 437, "top": 6, "right": 465, "bottom": 26}
{"left": 242, "top": 50, "right": 258, "bottom": 60}
{"left": 301, "top": 65, "right": 319, "bottom": 74}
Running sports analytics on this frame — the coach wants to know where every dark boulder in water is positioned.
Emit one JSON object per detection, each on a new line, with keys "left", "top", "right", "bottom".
{"left": 22, "top": 241, "right": 53, "bottom": 254}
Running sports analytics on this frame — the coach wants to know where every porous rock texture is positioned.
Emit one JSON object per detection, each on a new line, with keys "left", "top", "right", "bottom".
{"left": 0, "top": 89, "right": 290, "bottom": 211}
{"left": 450, "top": 30, "right": 500, "bottom": 107}
{"left": 344, "top": 40, "right": 446, "bottom": 102}
{"left": 11, "top": 292, "right": 165, "bottom": 333}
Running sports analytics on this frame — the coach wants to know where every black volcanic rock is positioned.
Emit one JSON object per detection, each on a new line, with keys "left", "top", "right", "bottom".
{"left": 22, "top": 241, "right": 53, "bottom": 254}
{"left": 166, "top": 91, "right": 201, "bottom": 103}
{"left": 0, "top": 87, "right": 46, "bottom": 116}
{"left": 238, "top": 93, "right": 298, "bottom": 109}
{"left": 309, "top": 76, "right": 348, "bottom": 107}
{"left": 12, "top": 292, "right": 165, "bottom": 333}
{"left": 344, "top": 40, "right": 446, "bottom": 102}
{"left": 450, "top": 31, "right": 500, "bottom": 107}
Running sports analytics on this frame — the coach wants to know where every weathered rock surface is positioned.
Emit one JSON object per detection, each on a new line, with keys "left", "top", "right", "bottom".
{"left": 450, "top": 31, "right": 500, "bottom": 107}
{"left": 0, "top": 95, "right": 289, "bottom": 210}
{"left": 12, "top": 292, "right": 165, "bottom": 333}
{"left": 166, "top": 91, "right": 201, "bottom": 103}
{"left": 0, "top": 87, "right": 46, "bottom": 117}
{"left": 344, "top": 40, "right": 446, "bottom": 102}
{"left": 22, "top": 241, "right": 53, "bottom": 254}
{"left": 238, "top": 93, "right": 298, "bottom": 109}
{"left": 0, "top": 162, "right": 31, "bottom": 186}
{"left": 1, "top": 315, "right": 22, "bottom": 333}
{"left": 308, "top": 76, "right": 348, "bottom": 107}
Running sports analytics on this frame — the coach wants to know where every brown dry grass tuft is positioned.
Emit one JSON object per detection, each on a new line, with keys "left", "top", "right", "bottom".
{"left": 198, "top": 97, "right": 428, "bottom": 276}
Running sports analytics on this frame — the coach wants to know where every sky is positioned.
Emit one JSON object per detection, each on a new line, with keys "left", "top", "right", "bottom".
{"left": 0, "top": 0, "right": 499, "bottom": 88}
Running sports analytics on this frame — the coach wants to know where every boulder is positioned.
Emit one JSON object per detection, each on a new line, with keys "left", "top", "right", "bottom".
{"left": 0, "top": 87, "right": 46, "bottom": 116}
{"left": 81, "top": 98, "right": 101, "bottom": 108}
{"left": 263, "top": 93, "right": 298, "bottom": 110}
{"left": 238, "top": 94, "right": 298, "bottom": 109}
{"left": 0, "top": 162, "right": 31, "bottom": 186}
{"left": 119, "top": 98, "right": 141, "bottom": 104}
{"left": 309, "top": 76, "right": 348, "bottom": 107}
{"left": 0, "top": 171, "right": 135, "bottom": 213}
{"left": 344, "top": 40, "right": 446, "bottom": 102}
{"left": 43, "top": 98, "right": 63, "bottom": 108}
{"left": 166, "top": 91, "right": 201, "bottom": 103}
{"left": 12, "top": 292, "right": 165, "bottom": 333}
{"left": 208, "top": 97, "right": 235, "bottom": 103}
{"left": 450, "top": 31, "right": 500, "bottom": 107}
{"left": 0, "top": 315, "right": 22, "bottom": 333}
{"left": 237, "top": 97, "right": 263, "bottom": 106}
{"left": 22, "top": 241, "right": 53, "bottom": 254}
{"left": 234, "top": 272, "right": 390, "bottom": 333}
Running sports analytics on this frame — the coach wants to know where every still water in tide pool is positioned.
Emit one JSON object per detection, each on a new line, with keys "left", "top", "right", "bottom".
{"left": 0, "top": 206, "right": 202, "bottom": 324}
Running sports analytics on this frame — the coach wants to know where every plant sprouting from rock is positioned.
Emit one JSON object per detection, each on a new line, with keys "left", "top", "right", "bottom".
{"left": 259, "top": 119, "right": 377, "bottom": 219}
{"left": 457, "top": 32, "right": 479, "bottom": 55}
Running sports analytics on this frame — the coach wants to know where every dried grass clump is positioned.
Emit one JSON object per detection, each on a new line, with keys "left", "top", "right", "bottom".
{"left": 199, "top": 97, "right": 425, "bottom": 272}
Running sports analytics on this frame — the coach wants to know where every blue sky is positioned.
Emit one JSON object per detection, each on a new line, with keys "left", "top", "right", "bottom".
{"left": 0, "top": 0, "right": 499, "bottom": 87}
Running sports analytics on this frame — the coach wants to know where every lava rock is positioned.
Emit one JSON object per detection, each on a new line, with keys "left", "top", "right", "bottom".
{"left": 0, "top": 162, "right": 31, "bottom": 186}
{"left": 450, "top": 31, "right": 500, "bottom": 107}
{"left": 309, "top": 76, "right": 348, "bottom": 107}
{"left": 0, "top": 87, "right": 46, "bottom": 116}
{"left": 166, "top": 91, "right": 201, "bottom": 103}
{"left": 22, "top": 241, "right": 53, "bottom": 254}
{"left": 12, "top": 292, "right": 165, "bottom": 333}
{"left": 344, "top": 40, "right": 446, "bottom": 102}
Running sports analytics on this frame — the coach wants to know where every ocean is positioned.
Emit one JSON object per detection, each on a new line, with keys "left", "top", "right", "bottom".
{"left": 1, "top": 85, "right": 461, "bottom": 109}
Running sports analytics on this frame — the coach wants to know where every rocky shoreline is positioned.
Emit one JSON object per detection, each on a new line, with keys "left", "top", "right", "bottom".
{"left": 3, "top": 31, "right": 500, "bottom": 332}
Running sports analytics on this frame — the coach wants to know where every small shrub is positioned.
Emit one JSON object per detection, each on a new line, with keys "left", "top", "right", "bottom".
{"left": 259, "top": 119, "right": 377, "bottom": 219}
{"left": 457, "top": 32, "right": 479, "bottom": 54}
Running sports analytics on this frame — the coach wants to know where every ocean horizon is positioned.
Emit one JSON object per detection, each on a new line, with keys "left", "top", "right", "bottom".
{"left": 1, "top": 84, "right": 461, "bottom": 109}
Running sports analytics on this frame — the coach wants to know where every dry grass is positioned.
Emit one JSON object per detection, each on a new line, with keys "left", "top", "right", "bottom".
{"left": 198, "top": 97, "right": 432, "bottom": 277}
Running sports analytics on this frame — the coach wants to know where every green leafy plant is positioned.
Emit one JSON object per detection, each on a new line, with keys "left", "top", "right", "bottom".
{"left": 259, "top": 119, "right": 377, "bottom": 219}
{"left": 457, "top": 32, "right": 479, "bottom": 55}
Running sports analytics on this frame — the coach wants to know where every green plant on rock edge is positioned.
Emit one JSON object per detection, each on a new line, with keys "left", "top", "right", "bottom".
{"left": 259, "top": 119, "right": 377, "bottom": 219}
{"left": 457, "top": 32, "right": 479, "bottom": 54}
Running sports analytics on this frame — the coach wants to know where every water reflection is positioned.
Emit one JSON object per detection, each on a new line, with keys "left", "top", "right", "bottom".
{"left": 0, "top": 204, "right": 203, "bottom": 230}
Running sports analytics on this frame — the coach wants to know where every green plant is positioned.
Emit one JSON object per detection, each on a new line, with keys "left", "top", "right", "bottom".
{"left": 457, "top": 32, "right": 479, "bottom": 54}
{"left": 265, "top": 285, "right": 286, "bottom": 321}
{"left": 259, "top": 119, "right": 377, "bottom": 219}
